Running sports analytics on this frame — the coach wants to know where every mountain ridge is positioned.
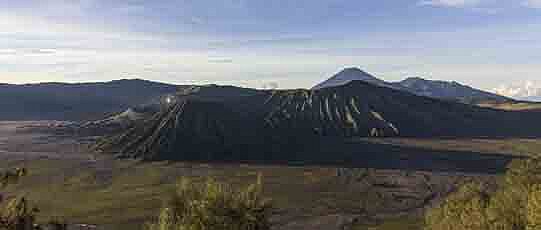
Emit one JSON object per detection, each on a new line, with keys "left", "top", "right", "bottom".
{"left": 94, "top": 80, "right": 541, "bottom": 161}
{"left": 396, "top": 76, "right": 512, "bottom": 104}
{"left": 0, "top": 79, "right": 183, "bottom": 121}
{"left": 313, "top": 68, "right": 513, "bottom": 104}
{"left": 313, "top": 67, "right": 396, "bottom": 90}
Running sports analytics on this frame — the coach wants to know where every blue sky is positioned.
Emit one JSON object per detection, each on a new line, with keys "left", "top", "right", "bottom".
{"left": 1, "top": 0, "right": 540, "bottom": 91}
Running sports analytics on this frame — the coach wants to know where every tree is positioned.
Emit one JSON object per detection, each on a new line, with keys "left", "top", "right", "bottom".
{"left": 424, "top": 182, "right": 490, "bottom": 230}
{"left": 147, "top": 176, "right": 272, "bottom": 230}
{"left": 527, "top": 185, "right": 541, "bottom": 230}
{"left": 1, "top": 168, "right": 38, "bottom": 230}
{"left": 425, "top": 157, "right": 541, "bottom": 230}
{"left": 0, "top": 197, "right": 39, "bottom": 230}
{"left": 1, "top": 168, "right": 27, "bottom": 189}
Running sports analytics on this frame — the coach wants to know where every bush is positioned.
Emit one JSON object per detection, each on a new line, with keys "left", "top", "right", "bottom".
{"left": 527, "top": 185, "right": 541, "bottom": 230}
{"left": 0, "top": 197, "right": 39, "bottom": 230}
{"left": 1, "top": 168, "right": 66, "bottom": 230}
{"left": 424, "top": 182, "right": 490, "bottom": 230}
{"left": 1, "top": 168, "right": 38, "bottom": 230}
{"left": 147, "top": 176, "right": 272, "bottom": 230}
{"left": 425, "top": 158, "right": 541, "bottom": 230}
{"left": 1, "top": 168, "right": 27, "bottom": 189}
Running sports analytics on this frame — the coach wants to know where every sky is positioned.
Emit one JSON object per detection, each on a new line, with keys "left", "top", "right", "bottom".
{"left": 1, "top": 0, "right": 540, "bottom": 91}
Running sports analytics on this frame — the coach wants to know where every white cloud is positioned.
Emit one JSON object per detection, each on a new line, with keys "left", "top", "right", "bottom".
{"left": 523, "top": 0, "right": 541, "bottom": 8}
{"left": 418, "top": 0, "right": 482, "bottom": 7}
{"left": 493, "top": 81, "right": 541, "bottom": 100}
{"left": 0, "top": 49, "right": 17, "bottom": 55}
{"left": 0, "top": 48, "right": 58, "bottom": 56}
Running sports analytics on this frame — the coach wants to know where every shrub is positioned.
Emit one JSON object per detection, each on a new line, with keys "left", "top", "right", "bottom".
{"left": 424, "top": 182, "right": 490, "bottom": 230}
{"left": 147, "top": 176, "right": 272, "bottom": 230}
{"left": 1, "top": 168, "right": 68, "bottom": 230}
{"left": 1, "top": 168, "right": 27, "bottom": 189}
{"left": 527, "top": 185, "right": 541, "bottom": 230}
{"left": 0, "top": 197, "right": 39, "bottom": 230}
{"left": 1, "top": 168, "right": 38, "bottom": 230}
{"left": 425, "top": 157, "right": 541, "bottom": 230}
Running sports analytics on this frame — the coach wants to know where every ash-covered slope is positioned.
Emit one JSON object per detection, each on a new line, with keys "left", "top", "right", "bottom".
{"left": 73, "top": 102, "right": 163, "bottom": 134}
{"left": 94, "top": 85, "right": 273, "bottom": 160}
{"left": 95, "top": 81, "right": 541, "bottom": 160}
{"left": 96, "top": 99, "right": 265, "bottom": 160}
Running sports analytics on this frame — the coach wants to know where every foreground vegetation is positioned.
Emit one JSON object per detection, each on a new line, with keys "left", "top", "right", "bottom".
{"left": 4, "top": 156, "right": 541, "bottom": 230}
{"left": 425, "top": 157, "right": 541, "bottom": 230}
{"left": 0, "top": 159, "right": 371, "bottom": 230}
{"left": 1, "top": 168, "right": 35, "bottom": 230}
{"left": 147, "top": 177, "right": 272, "bottom": 230}
{"left": 1, "top": 168, "right": 68, "bottom": 230}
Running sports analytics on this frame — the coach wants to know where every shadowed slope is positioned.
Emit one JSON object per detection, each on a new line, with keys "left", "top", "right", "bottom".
{"left": 313, "top": 68, "right": 514, "bottom": 105}
{"left": 95, "top": 98, "right": 265, "bottom": 160}
{"left": 0, "top": 79, "right": 182, "bottom": 121}
{"left": 397, "top": 77, "right": 512, "bottom": 104}
{"left": 95, "top": 81, "right": 541, "bottom": 161}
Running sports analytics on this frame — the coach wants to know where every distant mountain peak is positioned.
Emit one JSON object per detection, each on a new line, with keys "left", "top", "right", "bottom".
{"left": 401, "top": 76, "right": 430, "bottom": 82}
{"left": 312, "top": 67, "right": 386, "bottom": 90}
{"left": 397, "top": 77, "right": 511, "bottom": 104}
{"left": 313, "top": 69, "right": 512, "bottom": 104}
{"left": 338, "top": 67, "right": 372, "bottom": 75}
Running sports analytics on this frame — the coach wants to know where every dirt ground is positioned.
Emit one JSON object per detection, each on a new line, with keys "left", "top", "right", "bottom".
{"left": 0, "top": 121, "right": 525, "bottom": 230}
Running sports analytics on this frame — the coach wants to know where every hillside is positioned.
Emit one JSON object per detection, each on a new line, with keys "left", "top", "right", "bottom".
{"left": 0, "top": 79, "right": 182, "bottom": 121}
{"left": 312, "top": 68, "right": 397, "bottom": 90}
{"left": 312, "top": 68, "right": 513, "bottom": 105}
{"left": 397, "top": 77, "right": 512, "bottom": 104}
{"left": 95, "top": 81, "right": 541, "bottom": 161}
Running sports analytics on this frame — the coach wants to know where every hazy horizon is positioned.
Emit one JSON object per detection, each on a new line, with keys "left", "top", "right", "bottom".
{"left": 2, "top": 0, "right": 541, "bottom": 94}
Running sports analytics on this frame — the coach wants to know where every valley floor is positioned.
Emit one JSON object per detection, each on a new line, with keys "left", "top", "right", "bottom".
{"left": 1, "top": 121, "right": 540, "bottom": 230}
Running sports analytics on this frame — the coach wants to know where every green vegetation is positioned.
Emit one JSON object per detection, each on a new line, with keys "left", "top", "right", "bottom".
{"left": 1, "top": 168, "right": 38, "bottom": 230}
{"left": 1, "top": 168, "right": 67, "bottom": 230}
{"left": 0, "top": 159, "right": 369, "bottom": 230}
{"left": 0, "top": 197, "right": 40, "bottom": 230}
{"left": 352, "top": 217, "right": 422, "bottom": 230}
{"left": 478, "top": 102, "right": 541, "bottom": 111}
{"left": 1, "top": 168, "right": 27, "bottom": 189}
{"left": 424, "top": 157, "right": 541, "bottom": 230}
{"left": 147, "top": 177, "right": 272, "bottom": 230}
{"left": 362, "top": 138, "right": 541, "bottom": 157}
